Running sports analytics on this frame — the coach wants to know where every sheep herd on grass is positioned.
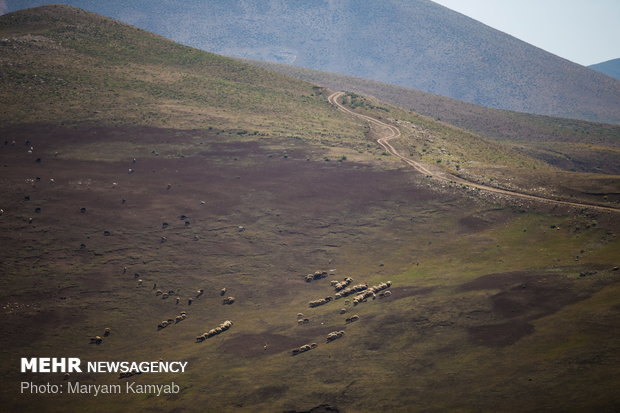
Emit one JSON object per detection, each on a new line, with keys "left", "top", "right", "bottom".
{"left": 291, "top": 342, "right": 318, "bottom": 356}
{"left": 326, "top": 330, "right": 345, "bottom": 342}
{"left": 352, "top": 281, "right": 392, "bottom": 306}
{"left": 308, "top": 296, "right": 333, "bottom": 308}
{"left": 331, "top": 277, "right": 352, "bottom": 292}
{"left": 305, "top": 270, "right": 328, "bottom": 282}
{"left": 289, "top": 269, "right": 395, "bottom": 356}
{"left": 195, "top": 320, "right": 233, "bottom": 342}
{"left": 335, "top": 284, "right": 368, "bottom": 299}
{"left": 158, "top": 311, "right": 187, "bottom": 330}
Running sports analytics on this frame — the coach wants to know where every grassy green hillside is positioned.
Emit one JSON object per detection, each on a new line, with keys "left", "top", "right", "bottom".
{"left": 1, "top": 5, "right": 619, "bottom": 413}
{"left": 0, "top": 5, "right": 364, "bottom": 145}
{"left": 247, "top": 59, "right": 620, "bottom": 174}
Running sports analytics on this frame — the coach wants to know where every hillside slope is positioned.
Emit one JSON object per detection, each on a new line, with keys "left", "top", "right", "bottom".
{"left": 247, "top": 59, "right": 620, "bottom": 176}
{"left": 589, "top": 58, "right": 620, "bottom": 80}
{"left": 7, "top": 0, "right": 618, "bottom": 123}
{"left": 1, "top": 6, "right": 620, "bottom": 413}
{"left": 0, "top": 4, "right": 363, "bottom": 145}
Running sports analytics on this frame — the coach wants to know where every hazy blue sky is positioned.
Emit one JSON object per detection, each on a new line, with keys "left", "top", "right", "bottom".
{"left": 432, "top": 0, "right": 619, "bottom": 66}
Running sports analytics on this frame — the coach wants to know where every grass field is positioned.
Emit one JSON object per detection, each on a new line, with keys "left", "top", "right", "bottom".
{"left": 1, "top": 5, "right": 619, "bottom": 412}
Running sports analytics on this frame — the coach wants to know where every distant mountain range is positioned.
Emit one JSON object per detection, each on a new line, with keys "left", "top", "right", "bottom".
{"left": 589, "top": 58, "right": 620, "bottom": 80}
{"left": 5, "top": 0, "right": 619, "bottom": 124}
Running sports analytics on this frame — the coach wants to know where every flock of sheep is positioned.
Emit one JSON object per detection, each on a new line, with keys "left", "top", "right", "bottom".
{"left": 158, "top": 311, "right": 187, "bottom": 330}
{"left": 195, "top": 320, "right": 233, "bottom": 342}
{"left": 291, "top": 270, "right": 393, "bottom": 356}
{"left": 4, "top": 141, "right": 401, "bottom": 364}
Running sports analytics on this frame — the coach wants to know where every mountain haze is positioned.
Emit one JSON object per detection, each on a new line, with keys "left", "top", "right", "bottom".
{"left": 589, "top": 58, "right": 620, "bottom": 80}
{"left": 9, "top": 0, "right": 618, "bottom": 123}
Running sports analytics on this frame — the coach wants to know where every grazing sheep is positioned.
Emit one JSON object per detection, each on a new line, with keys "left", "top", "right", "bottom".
{"left": 297, "top": 313, "right": 304, "bottom": 319}
{"left": 223, "top": 296, "right": 235, "bottom": 305}
{"left": 188, "top": 298, "right": 193, "bottom": 305}
{"left": 156, "top": 290, "right": 163, "bottom": 296}
{"left": 185, "top": 221, "right": 191, "bottom": 227}
{"left": 162, "top": 222, "right": 169, "bottom": 229}
{"left": 350, "top": 281, "right": 394, "bottom": 306}
{"left": 128, "top": 168, "right": 134, "bottom": 174}
{"left": 175, "top": 296, "right": 180, "bottom": 304}
{"left": 162, "top": 293, "right": 169, "bottom": 299}
{"left": 196, "top": 321, "right": 233, "bottom": 342}
{"left": 103, "top": 328, "right": 111, "bottom": 337}
{"left": 160, "top": 236, "right": 167, "bottom": 243}
{"left": 80, "top": 207, "right": 86, "bottom": 213}
{"left": 335, "top": 284, "right": 368, "bottom": 299}
{"left": 345, "top": 315, "right": 360, "bottom": 324}
{"left": 305, "top": 270, "right": 329, "bottom": 282}
{"left": 220, "top": 288, "right": 227, "bottom": 296}
{"left": 297, "top": 318, "right": 310, "bottom": 325}
{"left": 166, "top": 183, "right": 172, "bottom": 190}
{"left": 196, "top": 289, "right": 204, "bottom": 298}
{"left": 334, "top": 277, "right": 353, "bottom": 292}
{"left": 326, "top": 330, "right": 345, "bottom": 343}
{"left": 308, "top": 296, "right": 333, "bottom": 308}
{"left": 340, "top": 308, "right": 347, "bottom": 314}
{"left": 90, "top": 336, "right": 102, "bottom": 344}
{"left": 137, "top": 279, "right": 143, "bottom": 287}
{"left": 291, "top": 342, "right": 318, "bottom": 356}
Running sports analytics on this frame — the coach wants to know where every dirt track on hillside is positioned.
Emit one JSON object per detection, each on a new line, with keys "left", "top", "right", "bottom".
{"left": 328, "top": 91, "right": 620, "bottom": 214}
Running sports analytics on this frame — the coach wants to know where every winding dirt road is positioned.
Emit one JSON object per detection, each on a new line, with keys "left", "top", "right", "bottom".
{"left": 328, "top": 91, "right": 620, "bottom": 214}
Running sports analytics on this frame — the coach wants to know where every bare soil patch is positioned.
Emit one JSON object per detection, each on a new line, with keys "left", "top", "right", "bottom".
{"left": 459, "top": 268, "right": 620, "bottom": 346}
